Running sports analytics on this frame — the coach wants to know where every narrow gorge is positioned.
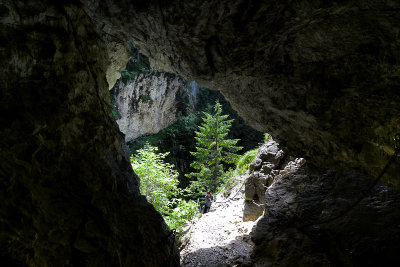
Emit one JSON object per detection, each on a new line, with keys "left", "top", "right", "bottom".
{"left": 1, "top": 0, "right": 399, "bottom": 266}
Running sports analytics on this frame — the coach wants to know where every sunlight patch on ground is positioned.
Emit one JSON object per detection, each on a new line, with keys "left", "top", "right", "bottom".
{"left": 180, "top": 175, "right": 257, "bottom": 266}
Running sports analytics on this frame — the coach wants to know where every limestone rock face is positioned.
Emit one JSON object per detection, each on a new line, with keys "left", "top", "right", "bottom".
{"left": 251, "top": 167, "right": 400, "bottom": 266}
{"left": 86, "top": 15, "right": 131, "bottom": 89}
{"left": 112, "top": 72, "right": 192, "bottom": 142}
{"left": 244, "top": 139, "right": 305, "bottom": 221}
{"left": 0, "top": 1, "right": 178, "bottom": 266}
{"left": 105, "top": 39, "right": 130, "bottom": 89}
{"left": 81, "top": 0, "right": 400, "bottom": 186}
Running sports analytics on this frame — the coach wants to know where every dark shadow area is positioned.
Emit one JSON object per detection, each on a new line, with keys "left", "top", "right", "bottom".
{"left": 252, "top": 167, "right": 400, "bottom": 266}
{"left": 0, "top": 252, "right": 28, "bottom": 267}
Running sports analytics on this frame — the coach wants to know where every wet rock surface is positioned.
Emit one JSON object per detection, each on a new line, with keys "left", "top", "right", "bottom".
{"left": 112, "top": 72, "right": 193, "bottom": 142}
{"left": 251, "top": 166, "right": 400, "bottom": 266}
{"left": 244, "top": 139, "right": 305, "bottom": 222}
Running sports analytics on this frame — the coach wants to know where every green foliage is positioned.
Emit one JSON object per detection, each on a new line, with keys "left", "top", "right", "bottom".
{"left": 111, "top": 102, "right": 121, "bottom": 121}
{"left": 109, "top": 89, "right": 122, "bottom": 120}
{"left": 234, "top": 133, "right": 269, "bottom": 176}
{"left": 164, "top": 199, "right": 198, "bottom": 232}
{"left": 139, "top": 94, "right": 153, "bottom": 104}
{"left": 120, "top": 42, "right": 151, "bottom": 81}
{"left": 126, "top": 85, "right": 263, "bottom": 189}
{"left": 215, "top": 168, "right": 236, "bottom": 197}
{"left": 215, "top": 133, "right": 269, "bottom": 197}
{"left": 264, "top": 133, "right": 270, "bottom": 143}
{"left": 131, "top": 144, "right": 179, "bottom": 214}
{"left": 128, "top": 112, "right": 201, "bottom": 187}
{"left": 187, "top": 100, "right": 243, "bottom": 191}
{"left": 131, "top": 143, "right": 198, "bottom": 232}
{"left": 120, "top": 69, "right": 137, "bottom": 80}
{"left": 235, "top": 148, "right": 259, "bottom": 175}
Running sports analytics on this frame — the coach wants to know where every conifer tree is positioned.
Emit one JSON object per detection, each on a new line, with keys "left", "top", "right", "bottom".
{"left": 188, "top": 100, "right": 242, "bottom": 191}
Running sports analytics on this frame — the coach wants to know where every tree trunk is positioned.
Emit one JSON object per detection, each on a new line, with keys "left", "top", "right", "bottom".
{"left": 213, "top": 158, "right": 218, "bottom": 191}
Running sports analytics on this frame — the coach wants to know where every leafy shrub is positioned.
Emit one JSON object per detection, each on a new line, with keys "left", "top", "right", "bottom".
{"left": 131, "top": 143, "right": 179, "bottom": 214}
{"left": 264, "top": 133, "right": 270, "bottom": 143}
{"left": 131, "top": 143, "right": 199, "bottom": 232}
{"left": 235, "top": 148, "right": 259, "bottom": 175}
{"left": 164, "top": 199, "right": 198, "bottom": 232}
{"left": 234, "top": 133, "right": 270, "bottom": 176}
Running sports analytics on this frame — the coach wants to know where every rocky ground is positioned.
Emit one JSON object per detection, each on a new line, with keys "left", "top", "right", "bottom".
{"left": 180, "top": 175, "right": 257, "bottom": 267}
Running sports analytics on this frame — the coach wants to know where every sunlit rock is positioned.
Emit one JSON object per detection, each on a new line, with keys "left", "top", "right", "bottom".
{"left": 112, "top": 72, "right": 193, "bottom": 141}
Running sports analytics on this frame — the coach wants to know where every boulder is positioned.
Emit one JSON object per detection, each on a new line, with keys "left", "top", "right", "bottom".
{"left": 251, "top": 167, "right": 400, "bottom": 266}
{"left": 244, "top": 139, "right": 305, "bottom": 221}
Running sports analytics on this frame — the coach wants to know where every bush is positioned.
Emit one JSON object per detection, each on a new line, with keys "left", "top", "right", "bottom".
{"left": 131, "top": 143, "right": 179, "bottom": 214}
{"left": 215, "top": 133, "right": 270, "bottom": 197}
{"left": 131, "top": 143, "right": 199, "bottom": 232}
{"left": 234, "top": 133, "right": 269, "bottom": 176}
{"left": 264, "top": 133, "right": 270, "bottom": 143}
{"left": 235, "top": 148, "right": 259, "bottom": 175}
{"left": 164, "top": 199, "right": 198, "bottom": 232}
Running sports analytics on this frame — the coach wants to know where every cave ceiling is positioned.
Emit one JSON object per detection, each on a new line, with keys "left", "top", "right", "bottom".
{"left": 82, "top": 0, "right": 400, "bottom": 185}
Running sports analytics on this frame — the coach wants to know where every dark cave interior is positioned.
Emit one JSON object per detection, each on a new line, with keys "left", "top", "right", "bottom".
{"left": 1, "top": 0, "right": 399, "bottom": 266}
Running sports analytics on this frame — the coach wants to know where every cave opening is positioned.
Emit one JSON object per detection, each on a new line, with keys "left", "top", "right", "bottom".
{"left": 1, "top": 0, "right": 400, "bottom": 266}
{"left": 107, "top": 41, "right": 266, "bottom": 243}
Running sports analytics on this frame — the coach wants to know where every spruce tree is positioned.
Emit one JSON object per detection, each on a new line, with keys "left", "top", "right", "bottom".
{"left": 188, "top": 100, "right": 242, "bottom": 191}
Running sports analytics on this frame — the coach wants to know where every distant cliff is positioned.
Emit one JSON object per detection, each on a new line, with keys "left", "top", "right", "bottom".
{"left": 111, "top": 72, "right": 196, "bottom": 142}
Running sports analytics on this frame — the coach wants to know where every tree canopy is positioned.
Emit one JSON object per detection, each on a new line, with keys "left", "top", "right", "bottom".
{"left": 188, "top": 100, "right": 242, "bottom": 191}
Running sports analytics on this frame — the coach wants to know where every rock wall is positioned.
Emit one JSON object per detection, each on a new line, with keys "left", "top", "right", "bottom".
{"left": 0, "top": 1, "right": 178, "bottom": 266}
{"left": 82, "top": 0, "right": 400, "bottom": 186}
{"left": 244, "top": 139, "right": 305, "bottom": 222}
{"left": 2, "top": 0, "right": 400, "bottom": 266}
{"left": 251, "top": 167, "right": 400, "bottom": 266}
{"left": 112, "top": 72, "right": 192, "bottom": 142}
{"left": 245, "top": 140, "right": 400, "bottom": 265}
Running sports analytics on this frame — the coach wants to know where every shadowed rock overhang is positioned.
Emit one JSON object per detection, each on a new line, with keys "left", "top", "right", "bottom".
{"left": 83, "top": 0, "right": 400, "bottom": 186}
{"left": 1, "top": 0, "right": 399, "bottom": 266}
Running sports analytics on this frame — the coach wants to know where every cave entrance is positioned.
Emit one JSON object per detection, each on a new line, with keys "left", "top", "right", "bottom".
{"left": 108, "top": 43, "right": 264, "bottom": 187}
{"left": 107, "top": 43, "right": 265, "bottom": 260}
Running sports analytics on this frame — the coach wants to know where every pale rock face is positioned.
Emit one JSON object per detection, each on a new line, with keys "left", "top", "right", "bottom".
{"left": 113, "top": 72, "right": 192, "bottom": 141}
{"left": 105, "top": 40, "right": 130, "bottom": 89}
